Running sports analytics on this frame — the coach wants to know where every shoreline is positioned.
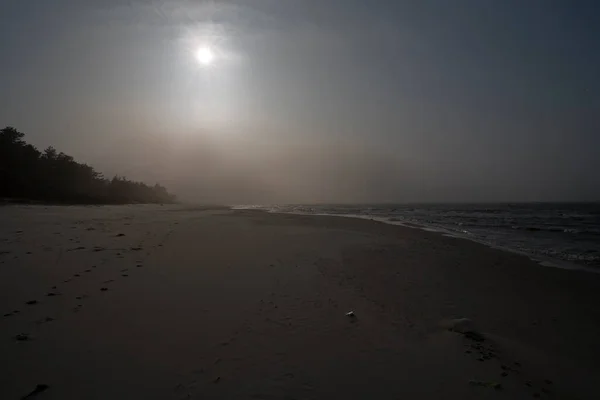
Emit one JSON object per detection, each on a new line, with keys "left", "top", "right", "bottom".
{"left": 238, "top": 207, "right": 599, "bottom": 274}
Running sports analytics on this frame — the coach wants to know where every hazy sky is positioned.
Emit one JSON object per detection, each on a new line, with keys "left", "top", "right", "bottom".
{"left": 1, "top": 0, "right": 598, "bottom": 203}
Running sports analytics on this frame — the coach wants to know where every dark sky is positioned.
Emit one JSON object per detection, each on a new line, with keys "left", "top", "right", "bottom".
{"left": 1, "top": 0, "right": 599, "bottom": 203}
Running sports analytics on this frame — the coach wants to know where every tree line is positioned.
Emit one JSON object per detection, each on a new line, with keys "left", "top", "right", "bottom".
{"left": 0, "top": 126, "right": 176, "bottom": 204}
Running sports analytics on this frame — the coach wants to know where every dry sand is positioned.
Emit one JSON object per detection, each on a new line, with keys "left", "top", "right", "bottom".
{"left": 1, "top": 205, "right": 599, "bottom": 399}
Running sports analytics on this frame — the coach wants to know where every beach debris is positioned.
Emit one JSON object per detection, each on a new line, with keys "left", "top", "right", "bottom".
{"left": 116, "top": 233, "right": 125, "bottom": 237}
{"left": 469, "top": 380, "right": 502, "bottom": 390}
{"left": 445, "top": 318, "right": 485, "bottom": 342}
{"left": 46, "top": 292, "right": 60, "bottom": 297}
{"left": 464, "top": 331, "right": 485, "bottom": 342}
{"left": 346, "top": 311, "right": 356, "bottom": 318}
{"left": 501, "top": 372, "right": 508, "bottom": 377}
{"left": 445, "top": 318, "right": 474, "bottom": 333}
{"left": 544, "top": 379, "right": 553, "bottom": 385}
{"left": 122, "top": 274, "right": 129, "bottom": 277}
{"left": 213, "top": 377, "right": 221, "bottom": 383}
{"left": 20, "top": 383, "right": 49, "bottom": 399}
{"left": 25, "top": 300, "right": 38, "bottom": 305}
{"left": 100, "top": 287, "right": 108, "bottom": 292}
{"left": 15, "top": 333, "right": 31, "bottom": 342}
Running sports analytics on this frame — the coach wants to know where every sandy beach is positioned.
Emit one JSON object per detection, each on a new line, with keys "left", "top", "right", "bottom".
{"left": 1, "top": 205, "right": 599, "bottom": 399}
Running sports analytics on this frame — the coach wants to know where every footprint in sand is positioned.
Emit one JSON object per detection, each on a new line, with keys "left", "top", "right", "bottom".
{"left": 21, "top": 384, "right": 49, "bottom": 399}
{"left": 36, "top": 317, "right": 55, "bottom": 325}
{"left": 15, "top": 333, "right": 32, "bottom": 342}
{"left": 67, "top": 246, "right": 86, "bottom": 251}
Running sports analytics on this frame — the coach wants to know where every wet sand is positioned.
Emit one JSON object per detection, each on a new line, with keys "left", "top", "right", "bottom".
{"left": 1, "top": 205, "right": 599, "bottom": 399}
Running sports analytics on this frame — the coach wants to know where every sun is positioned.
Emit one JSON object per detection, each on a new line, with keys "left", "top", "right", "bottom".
{"left": 195, "top": 47, "right": 215, "bottom": 66}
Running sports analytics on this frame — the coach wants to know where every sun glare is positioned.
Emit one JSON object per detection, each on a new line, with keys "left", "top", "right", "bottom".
{"left": 195, "top": 47, "right": 215, "bottom": 66}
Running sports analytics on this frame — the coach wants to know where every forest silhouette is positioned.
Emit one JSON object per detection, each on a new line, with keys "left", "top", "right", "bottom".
{"left": 0, "top": 126, "right": 176, "bottom": 204}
